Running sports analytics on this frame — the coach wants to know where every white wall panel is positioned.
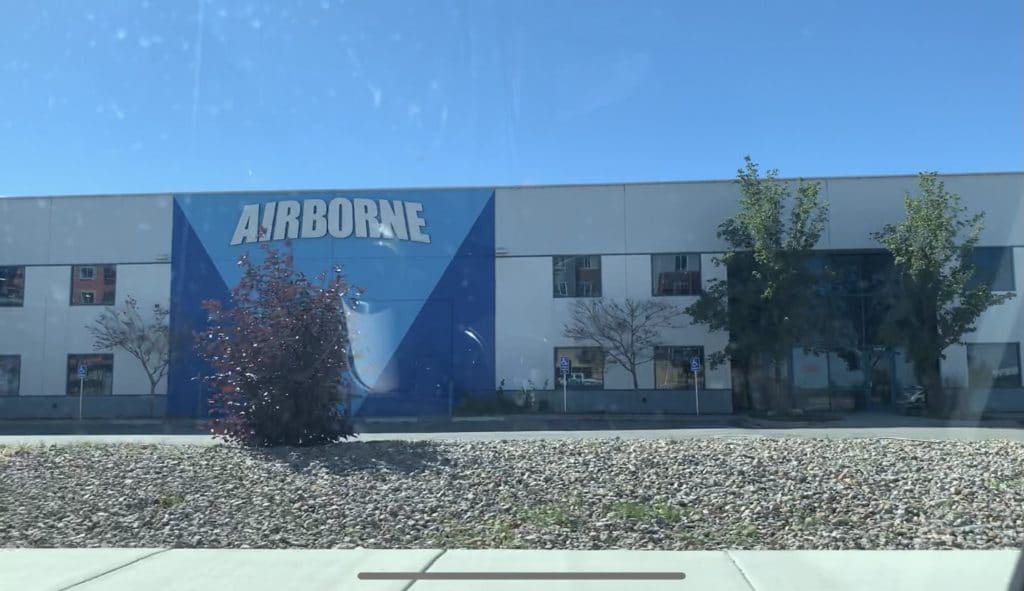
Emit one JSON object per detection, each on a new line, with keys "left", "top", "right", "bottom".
{"left": 0, "top": 198, "right": 53, "bottom": 265}
{"left": 496, "top": 185, "right": 626, "bottom": 256}
{"left": 495, "top": 253, "right": 731, "bottom": 392}
{"left": 0, "top": 266, "right": 52, "bottom": 396}
{"left": 46, "top": 195, "right": 172, "bottom": 264}
{"left": 623, "top": 183, "right": 739, "bottom": 254}
{"left": 495, "top": 256, "right": 558, "bottom": 390}
{"left": 2, "top": 263, "right": 171, "bottom": 397}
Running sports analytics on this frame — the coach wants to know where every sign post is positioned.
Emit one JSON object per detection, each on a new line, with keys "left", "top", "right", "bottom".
{"left": 77, "top": 363, "right": 88, "bottom": 420}
{"left": 690, "top": 357, "right": 702, "bottom": 416}
{"left": 558, "top": 356, "right": 570, "bottom": 414}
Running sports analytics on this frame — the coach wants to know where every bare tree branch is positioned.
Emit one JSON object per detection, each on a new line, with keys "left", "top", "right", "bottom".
{"left": 87, "top": 296, "right": 170, "bottom": 395}
{"left": 563, "top": 298, "right": 680, "bottom": 389}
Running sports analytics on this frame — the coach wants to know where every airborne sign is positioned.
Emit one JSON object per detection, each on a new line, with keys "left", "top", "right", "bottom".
{"left": 230, "top": 198, "right": 431, "bottom": 246}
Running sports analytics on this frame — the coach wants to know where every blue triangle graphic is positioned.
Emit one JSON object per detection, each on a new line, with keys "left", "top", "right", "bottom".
{"left": 358, "top": 193, "right": 495, "bottom": 416}
{"left": 167, "top": 198, "right": 231, "bottom": 418}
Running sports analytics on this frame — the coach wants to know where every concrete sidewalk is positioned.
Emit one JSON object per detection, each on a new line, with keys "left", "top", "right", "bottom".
{"left": 0, "top": 549, "right": 1019, "bottom": 591}
{"left": 4, "top": 424, "right": 1024, "bottom": 446}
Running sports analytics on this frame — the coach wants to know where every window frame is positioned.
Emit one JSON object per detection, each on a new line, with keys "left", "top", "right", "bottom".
{"left": 552, "top": 255, "right": 603, "bottom": 299}
{"left": 653, "top": 345, "right": 706, "bottom": 390}
{"left": 553, "top": 346, "right": 605, "bottom": 390}
{"left": 0, "top": 354, "right": 21, "bottom": 396}
{"left": 651, "top": 253, "right": 702, "bottom": 297}
{"left": 70, "top": 264, "right": 116, "bottom": 306}
{"left": 0, "top": 265, "right": 26, "bottom": 307}
{"left": 968, "top": 246, "right": 1016, "bottom": 293}
{"left": 66, "top": 353, "right": 115, "bottom": 396}
{"left": 966, "top": 342, "right": 1022, "bottom": 390}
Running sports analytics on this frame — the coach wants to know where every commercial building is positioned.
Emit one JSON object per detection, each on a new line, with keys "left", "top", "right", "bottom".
{"left": 0, "top": 172, "right": 1021, "bottom": 419}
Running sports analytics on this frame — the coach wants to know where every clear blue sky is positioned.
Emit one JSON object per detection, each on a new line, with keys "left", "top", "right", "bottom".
{"left": 2, "top": 0, "right": 1021, "bottom": 196}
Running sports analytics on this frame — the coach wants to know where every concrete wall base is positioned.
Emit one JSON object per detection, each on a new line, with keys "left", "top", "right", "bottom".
{"left": 0, "top": 396, "right": 167, "bottom": 419}
{"left": 532, "top": 389, "right": 733, "bottom": 414}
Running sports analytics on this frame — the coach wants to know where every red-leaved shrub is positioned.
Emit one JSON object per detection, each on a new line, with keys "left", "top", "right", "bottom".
{"left": 198, "top": 242, "right": 359, "bottom": 446}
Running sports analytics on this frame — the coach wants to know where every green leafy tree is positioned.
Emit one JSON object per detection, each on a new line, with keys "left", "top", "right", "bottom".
{"left": 685, "top": 156, "right": 829, "bottom": 412}
{"left": 872, "top": 173, "right": 1014, "bottom": 415}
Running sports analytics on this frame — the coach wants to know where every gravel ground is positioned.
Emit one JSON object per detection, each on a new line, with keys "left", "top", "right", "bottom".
{"left": 2, "top": 437, "right": 1024, "bottom": 550}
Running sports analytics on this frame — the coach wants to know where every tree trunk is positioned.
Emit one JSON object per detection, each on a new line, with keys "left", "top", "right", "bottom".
{"left": 743, "top": 365, "right": 752, "bottom": 411}
{"left": 773, "top": 358, "right": 786, "bottom": 413}
{"left": 922, "top": 361, "right": 944, "bottom": 418}
{"left": 920, "top": 297, "right": 946, "bottom": 418}
{"left": 632, "top": 370, "right": 639, "bottom": 390}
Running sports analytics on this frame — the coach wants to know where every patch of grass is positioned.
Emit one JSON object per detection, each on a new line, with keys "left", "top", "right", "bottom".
{"left": 732, "top": 524, "right": 761, "bottom": 542}
{"left": 156, "top": 495, "right": 185, "bottom": 509}
{"left": 610, "top": 501, "right": 682, "bottom": 523}
{"left": 521, "top": 504, "right": 575, "bottom": 528}
{"left": 0, "top": 444, "right": 34, "bottom": 458}
{"left": 490, "top": 519, "right": 518, "bottom": 545}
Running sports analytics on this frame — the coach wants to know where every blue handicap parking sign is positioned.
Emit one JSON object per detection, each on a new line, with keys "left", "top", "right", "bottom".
{"left": 77, "top": 363, "right": 88, "bottom": 379}
{"left": 558, "top": 356, "right": 570, "bottom": 374}
{"left": 690, "top": 357, "right": 701, "bottom": 373}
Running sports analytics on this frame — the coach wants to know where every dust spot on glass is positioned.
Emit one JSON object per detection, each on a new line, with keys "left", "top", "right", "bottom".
{"left": 137, "top": 35, "right": 163, "bottom": 49}
{"left": 367, "top": 84, "right": 381, "bottom": 108}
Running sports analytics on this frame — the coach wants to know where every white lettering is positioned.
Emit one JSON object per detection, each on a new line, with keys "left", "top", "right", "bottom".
{"left": 231, "top": 198, "right": 432, "bottom": 245}
{"left": 258, "top": 202, "right": 277, "bottom": 242}
{"left": 272, "top": 200, "right": 301, "bottom": 240}
{"left": 377, "top": 200, "right": 409, "bottom": 240}
{"left": 230, "top": 204, "right": 261, "bottom": 245}
{"left": 327, "top": 197, "right": 353, "bottom": 238}
{"left": 353, "top": 198, "right": 380, "bottom": 239}
{"left": 301, "top": 199, "right": 328, "bottom": 238}
{"left": 406, "top": 202, "right": 430, "bottom": 243}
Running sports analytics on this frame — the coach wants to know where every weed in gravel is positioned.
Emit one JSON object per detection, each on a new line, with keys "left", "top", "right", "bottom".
{"left": 156, "top": 495, "right": 185, "bottom": 509}
{"left": 611, "top": 501, "right": 682, "bottom": 523}
{"left": 521, "top": 504, "right": 576, "bottom": 528}
{"left": 490, "top": 519, "right": 519, "bottom": 545}
{"left": 0, "top": 444, "right": 33, "bottom": 458}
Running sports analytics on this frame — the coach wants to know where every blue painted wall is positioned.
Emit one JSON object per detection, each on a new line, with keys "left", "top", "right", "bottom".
{"left": 167, "top": 189, "right": 496, "bottom": 418}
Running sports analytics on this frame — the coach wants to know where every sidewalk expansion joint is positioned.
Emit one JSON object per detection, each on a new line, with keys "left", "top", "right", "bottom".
{"left": 724, "top": 550, "right": 757, "bottom": 591}
{"left": 59, "top": 548, "right": 170, "bottom": 591}
{"left": 404, "top": 548, "right": 447, "bottom": 591}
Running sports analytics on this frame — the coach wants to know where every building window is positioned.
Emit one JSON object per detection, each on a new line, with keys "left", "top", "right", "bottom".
{"left": 0, "top": 355, "right": 20, "bottom": 396}
{"left": 652, "top": 254, "right": 701, "bottom": 296}
{"left": 553, "top": 256, "right": 602, "bottom": 298}
{"left": 66, "top": 354, "right": 114, "bottom": 396}
{"left": 967, "top": 343, "right": 1022, "bottom": 389}
{"left": 654, "top": 346, "right": 704, "bottom": 389}
{"left": 968, "top": 247, "right": 1015, "bottom": 292}
{"left": 555, "top": 347, "right": 604, "bottom": 389}
{"left": 71, "top": 265, "right": 116, "bottom": 305}
{"left": 0, "top": 266, "right": 26, "bottom": 307}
